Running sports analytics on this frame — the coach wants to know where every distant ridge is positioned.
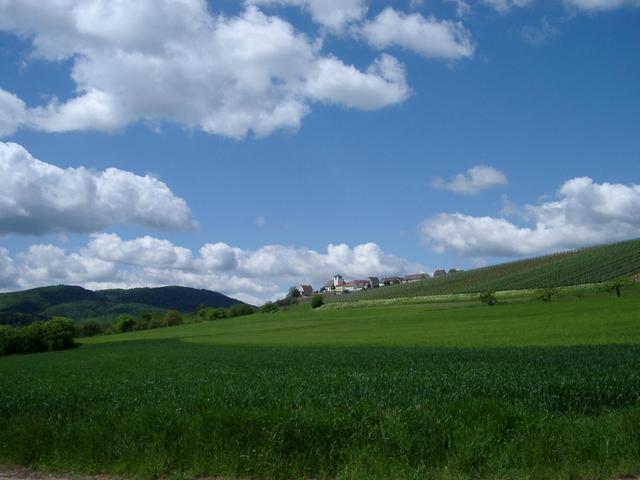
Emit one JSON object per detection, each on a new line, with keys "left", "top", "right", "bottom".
{"left": 0, "top": 285, "right": 246, "bottom": 325}
{"left": 329, "top": 238, "right": 640, "bottom": 303}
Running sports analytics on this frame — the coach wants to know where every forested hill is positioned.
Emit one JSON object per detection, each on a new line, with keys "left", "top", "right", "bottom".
{"left": 0, "top": 285, "right": 245, "bottom": 325}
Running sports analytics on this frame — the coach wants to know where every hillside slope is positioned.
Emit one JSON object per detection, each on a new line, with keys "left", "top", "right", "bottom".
{"left": 0, "top": 285, "right": 245, "bottom": 325}
{"left": 330, "top": 238, "right": 640, "bottom": 303}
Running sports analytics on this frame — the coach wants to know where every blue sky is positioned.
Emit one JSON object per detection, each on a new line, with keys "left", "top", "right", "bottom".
{"left": 0, "top": 0, "right": 639, "bottom": 303}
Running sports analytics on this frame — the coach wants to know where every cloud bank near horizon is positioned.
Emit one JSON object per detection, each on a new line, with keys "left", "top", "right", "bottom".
{"left": 0, "top": 233, "right": 427, "bottom": 305}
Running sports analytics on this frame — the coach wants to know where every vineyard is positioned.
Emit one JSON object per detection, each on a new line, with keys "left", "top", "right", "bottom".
{"left": 329, "top": 238, "right": 640, "bottom": 303}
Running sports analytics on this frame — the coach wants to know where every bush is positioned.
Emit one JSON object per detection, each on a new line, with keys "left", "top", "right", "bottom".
{"left": 311, "top": 295, "right": 324, "bottom": 309}
{"left": 479, "top": 291, "right": 497, "bottom": 306}
{"left": 208, "top": 308, "right": 228, "bottom": 320}
{"left": 163, "top": 310, "right": 184, "bottom": 327}
{"left": 76, "top": 320, "right": 105, "bottom": 337}
{"left": 0, "top": 325, "right": 18, "bottom": 356}
{"left": 227, "top": 304, "right": 256, "bottom": 318}
{"left": 261, "top": 302, "right": 279, "bottom": 314}
{"left": 45, "top": 317, "right": 75, "bottom": 351}
{"left": 114, "top": 314, "right": 136, "bottom": 333}
{"left": 23, "top": 321, "right": 49, "bottom": 353}
{"left": 0, "top": 318, "right": 75, "bottom": 356}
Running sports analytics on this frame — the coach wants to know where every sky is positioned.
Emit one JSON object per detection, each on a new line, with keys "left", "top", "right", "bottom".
{"left": 0, "top": 0, "right": 639, "bottom": 304}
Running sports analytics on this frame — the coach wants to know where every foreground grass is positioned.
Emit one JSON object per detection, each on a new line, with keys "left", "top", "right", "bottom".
{"left": 1, "top": 293, "right": 640, "bottom": 479}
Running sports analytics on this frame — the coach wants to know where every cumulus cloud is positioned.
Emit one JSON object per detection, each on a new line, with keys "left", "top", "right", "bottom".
{"left": 2, "top": 233, "right": 426, "bottom": 304}
{"left": 421, "top": 177, "right": 640, "bottom": 257}
{"left": 481, "top": 0, "right": 534, "bottom": 12}
{"left": 564, "top": 0, "right": 640, "bottom": 10}
{"left": 247, "top": 0, "right": 367, "bottom": 31}
{"left": 432, "top": 165, "right": 508, "bottom": 195}
{"left": 0, "top": 2, "right": 409, "bottom": 139}
{"left": 0, "top": 141, "right": 194, "bottom": 235}
{"left": 521, "top": 19, "right": 559, "bottom": 45}
{"left": 482, "top": 0, "right": 639, "bottom": 11}
{"left": 0, "top": 88, "right": 27, "bottom": 137}
{"left": 360, "top": 7, "right": 474, "bottom": 60}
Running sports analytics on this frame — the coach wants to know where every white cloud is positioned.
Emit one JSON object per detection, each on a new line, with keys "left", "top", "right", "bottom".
{"left": 0, "top": 141, "right": 194, "bottom": 235}
{"left": 432, "top": 165, "right": 508, "bottom": 195}
{"left": 256, "top": 215, "right": 266, "bottom": 226}
{"left": 564, "top": 0, "right": 640, "bottom": 10}
{"left": 247, "top": 0, "right": 367, "bottom": 31}
{"left": 482, "top": 0, "right": 640, "bottom": 11}
{"left": 0, "top": 2, "right": 409, "bottom": 139}
{"left": 521, "top": 19, "right": 559, "bottom": 45}
{"left": 0, "top": 88, "right": 27, "bottom": 137}
{"left": 360, "top": 7, "right": 474, "bottom": 60}
{"left": 304, "top": 54, "right": 410, "bottom": 109}
{"left": 482, "top": 0, "right": 534, "bottom": 12}
{"left": 421, "top": 177, "right": 640, "bottom": 257}
{"left": 2, "top": 233, "right": 426, "bottom": 304}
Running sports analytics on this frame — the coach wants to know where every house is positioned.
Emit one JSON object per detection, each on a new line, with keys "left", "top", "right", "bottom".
{"left": 381, "top": 276, "right": 403, "bottom": 286}
{"left": 320, "top": 280, "right": 335, "bottom": 293}
{"left": 433, "top": 269, "right": 447, "bottom": 278}
{"left": 402, "top": 273, "right": 428, "bottom": 283}
{"left": 297, "top": 285, "right": 314, "bottom": 297}
{"left": 344, "top": 280, "right": 369, "bottom": 292}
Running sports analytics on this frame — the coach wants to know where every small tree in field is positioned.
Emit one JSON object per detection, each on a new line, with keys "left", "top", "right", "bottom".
{"left": 479, "top": 291, "right": 497, "bottom": 306}
{"left": 605, "top": 277, "right": 633, "bottom": 297}
{"left": 311, "top": 295, "right": 324, "bottom": 309}
{"left": 261, "top": 302, "right": 279, "bottom": 314}
{"left": 288, "top": 287, "right": 300, "bottom": 298}
{"left": 536, "top": 287, "right": 559, "bottom": 303}
{"left": 115, "top": 314, "right": 136, "bottom": 333}
{"left": 163, "top": 310, "right": 184, "bottom": 327}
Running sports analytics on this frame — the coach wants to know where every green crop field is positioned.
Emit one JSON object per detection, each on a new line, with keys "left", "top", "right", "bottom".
{"left": 328, "top": 238, "right": 640, "bottom": 303}
{"left": 1, "top": 290, "right": 640, "bottom": 479}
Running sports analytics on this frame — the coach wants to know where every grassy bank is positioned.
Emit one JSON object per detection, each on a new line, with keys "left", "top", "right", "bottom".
{"left": 1, "top": 293, "right": 640, "bottom": 479}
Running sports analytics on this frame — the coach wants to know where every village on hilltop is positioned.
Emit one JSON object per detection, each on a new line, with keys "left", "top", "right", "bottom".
{"left": 296, "top": 269, "right": 461, "bottom": 297}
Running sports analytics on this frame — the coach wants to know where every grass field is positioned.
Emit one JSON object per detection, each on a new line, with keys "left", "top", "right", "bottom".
{"left": 1, "top": 290, "right": 640, "bottom": 479}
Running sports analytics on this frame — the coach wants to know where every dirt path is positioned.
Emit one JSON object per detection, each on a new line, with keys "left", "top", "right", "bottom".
{"left": 0, "top": 467, "right": 113, "bottom": 480}
{"left": 2, "top": 466, "right": 638, "bottom": 480}
{"left": 0, "top": 467, "right": 232, "bottom": 480}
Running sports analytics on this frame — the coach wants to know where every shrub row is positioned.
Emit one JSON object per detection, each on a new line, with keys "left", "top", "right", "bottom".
{"left": 196, "top": 304, "right": 256, "bottom": 322}
{"left": 0, "top": 317, "right": 75, "bottom": 356}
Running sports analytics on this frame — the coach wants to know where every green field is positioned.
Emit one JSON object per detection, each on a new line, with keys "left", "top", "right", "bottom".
{"left": 1, "top": 290, "right": 640, "bottom": 479}
{"left": 329, "top": 238, "right": 640, "bottom": 303}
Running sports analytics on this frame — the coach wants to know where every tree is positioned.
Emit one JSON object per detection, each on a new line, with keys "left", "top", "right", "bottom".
{"left": 535, "top": 288, "right": 559, "bottom": 303}
{"left": 115, "top": 314, "right": 136, "bottom": 333}
{"left": 479, "top": 291, "right": 497, "bottom": 306}
{"left": 76, "top": 320, "right": 104, "bottom": 337}
{"left": 45, "top": 317, "right": 76, "bottom": 351}
{"left": 289, "top": 287, "right": 301, "bottom": 298}
{"left": 163, "top": 310, "right": 184, "bottom": 327}
{"left": 311, "top": 295, "right": 324, "bottom": 309}
{"left": 605, "top": 277, "right": 633, "bottom": 297}
{"left": 261, "top": 302, "right": 279, "bottom": 314}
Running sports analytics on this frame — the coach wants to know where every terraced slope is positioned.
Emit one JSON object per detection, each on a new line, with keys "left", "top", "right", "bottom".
{"left": 329, "top": 238, "right": 640, "bottom": 302}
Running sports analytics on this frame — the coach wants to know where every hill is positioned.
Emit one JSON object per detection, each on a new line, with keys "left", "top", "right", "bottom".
{"left": 0, "top": 285, "right": 245, "bottom": 325}
{"left": 330, "top": 238, "right": 640, "bottom": 303}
